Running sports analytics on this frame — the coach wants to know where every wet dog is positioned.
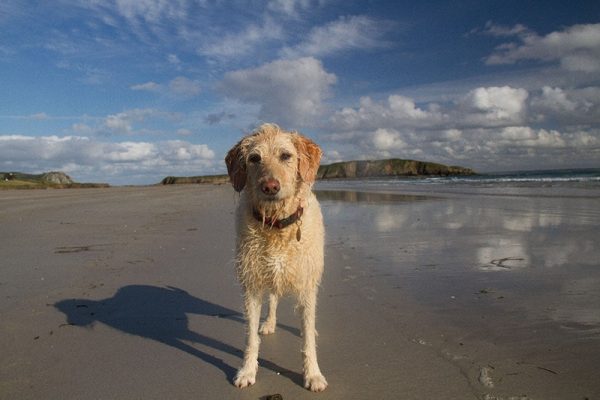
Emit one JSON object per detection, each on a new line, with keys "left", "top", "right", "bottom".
{"left": 225, "top": 123, "right": 327, "bottom": 392}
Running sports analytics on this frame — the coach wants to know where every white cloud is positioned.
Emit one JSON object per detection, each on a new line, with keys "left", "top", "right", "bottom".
{"left": 499, "top": 127, "right": 566, "bottom": 148}
{"left": 105, "top": 113, "right": 134, "bottom": 133}
{"left": 112, "top": 0, "right": 190, "bottom": 24}
{"left": 461, "top": 86, "right": 529, "bottom": 125}
{"left": 68, "top": 0, "right": 194, "bottom": 49}
{"left": 476, "top": 21, "right": 532, "bottom": 37}
{"left": 105, "top": 141, "right": 156, "bottom": 161}
{"left": 486, "top": 23, "right": 600, "bottom": 72}
{"left": 130, "top": 77, "right": 200, "bottom": 98}
{"left": 531, "top": 86, "right": 577, "bottom": 113}
{"left": 267, "top": 0, "right": 313, "bottom": 17}
{"left": 102, "top": 108, "right": 181, "bottom": 135}
{"left": 465, "top": 86, "right": 528, "bottom": 114}
{"left": 71, "top": 123, "right": 95, "bottom": 135}
{"left": 444, "top": 129, "right": 462, "bottom": 141}
{"left": 570, "top": 87, "right": 600, "bottom": 111}
{"left": 566, "top": 130, "right": 600, "bottom": 147}
{"left": 0, "top": 134, "right": 215, "bottom": 185}
{"left": 353, "top": 125, "right": 587, "bottom": 171}
{"left": 26, "top": 112, "right": 49, "bottom": 120}
{"left": 323, "top": 84, "right": 600, "bottom": 171}
{"left": 197, "top": 18, "right": 283, "bottom": 59}
{"left": 219, "top": 57, "right": 337, "bottom": 126}
{"left": 388, "top": 95, "right": 432, "bottom": 119}
{"left": 327, "top": 84, "right": 600, "bottom": 141}
{"left": 372, "top": 128, "right": 407, "bottom": 151}
{"left": 323, "top": 149, "right": 343, "bottom": 163}
{"left": 281, "top": 15, "right": 393, "bottom": 58}
{"left": 131, "top": 81, "right": 161, "bottom": 92}
{"left": 104, "top": 109, "right": 152, "bottom": 134}
{"left": 499, "top": 126, "right": 536, "bottom": 141}
{"left": 160, "top": 140, "right": 214, "bottom": 161}
{"left": 527, "top": 129, "right": 566, "bottom": 148}
{"left": 331, "top": 94, "right": 444, "bottom": 131}
{"left": 530, "top": 86, "right": 600, "bottom": 124}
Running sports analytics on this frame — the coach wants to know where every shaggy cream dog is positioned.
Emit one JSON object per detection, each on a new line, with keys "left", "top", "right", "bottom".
{"left": 225, "top": 124, "right": 328, "bottom": 392}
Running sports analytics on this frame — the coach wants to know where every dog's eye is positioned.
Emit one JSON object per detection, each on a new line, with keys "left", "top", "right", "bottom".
{"left": 280, "top": 152, "right": 292, "bottom": 162}
{"left": 248, "top": 154, "right": 261, "bottom": 164}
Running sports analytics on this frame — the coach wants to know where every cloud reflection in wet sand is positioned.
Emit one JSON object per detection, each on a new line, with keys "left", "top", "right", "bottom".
{"left": 317, "top": 189, "right": 600, "bottom": 330}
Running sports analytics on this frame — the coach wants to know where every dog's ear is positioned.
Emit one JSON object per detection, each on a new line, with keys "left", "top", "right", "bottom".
{"left": 293, "top": 133, "right": 322, "bottom": 184}
{"left": 225, "top": 141, "right": 247, "bottom": 192}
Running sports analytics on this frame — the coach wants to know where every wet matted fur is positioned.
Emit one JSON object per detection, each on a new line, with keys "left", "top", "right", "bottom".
{"left": 225, "top": 123, "right": 328, "bottom": 392}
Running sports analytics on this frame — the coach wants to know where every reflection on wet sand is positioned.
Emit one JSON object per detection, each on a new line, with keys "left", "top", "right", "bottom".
{"left": 319, "top": 189, "right": 600, "bottom": 332}
{"left": 319, "top": 188, "right": 600, "bottom": 398}
{"left": 316, "top": 190, "right": 432, "bottom": 203}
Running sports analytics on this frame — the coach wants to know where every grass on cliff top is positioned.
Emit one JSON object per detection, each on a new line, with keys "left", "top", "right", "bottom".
{"left": 0, "top": 179, "right": 47, "bottom": 189}
{"left": 0, "top": 180, "right": 109, "bottom": 190}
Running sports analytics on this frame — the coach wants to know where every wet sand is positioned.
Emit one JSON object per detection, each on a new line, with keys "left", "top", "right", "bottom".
{"left": 1, "top": 185, "right": 599, "bottom": 399}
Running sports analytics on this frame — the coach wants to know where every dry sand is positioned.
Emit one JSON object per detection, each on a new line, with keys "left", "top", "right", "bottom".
{"left": 1, "top": 185, "right": 599, "bottom": 399}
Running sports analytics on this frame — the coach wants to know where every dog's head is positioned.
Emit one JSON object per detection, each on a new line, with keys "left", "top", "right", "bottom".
{"left": 225, "top": 124, "right": 322, "bottom": 202}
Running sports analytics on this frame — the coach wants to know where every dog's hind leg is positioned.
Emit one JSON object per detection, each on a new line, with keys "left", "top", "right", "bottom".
{"left": 300, "top": 288, "right": 328, "bottom": 392}
{"left": 234, "top": 291, "right": 262, "bottom": 388}
{"left": 260, "top": 292, "right": 278, "bottom": 335}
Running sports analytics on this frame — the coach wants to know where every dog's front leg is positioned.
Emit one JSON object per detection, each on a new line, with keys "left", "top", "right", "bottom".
{"left": 234, "top": 291, "right": 262, "bottom": 388}
{"left": 259, "top": 293, "right": 278, "bottom": 335}
{"left": 300, "top": 289, "right": 328, "bottom": 392}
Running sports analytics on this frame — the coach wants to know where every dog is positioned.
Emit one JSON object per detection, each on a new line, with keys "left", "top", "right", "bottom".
{"left": 225, "top": 123, "right": 328, "bottom": 392}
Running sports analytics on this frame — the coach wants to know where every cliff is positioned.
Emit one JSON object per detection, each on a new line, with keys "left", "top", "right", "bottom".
{"left": 0, "top": 171, "right": 108, "bottom": 189}
{"left": 317, "top": 159, "right": 475, "bottom": 179}
{"left": 161, "top": 174, "right": 230, "bottom": 185}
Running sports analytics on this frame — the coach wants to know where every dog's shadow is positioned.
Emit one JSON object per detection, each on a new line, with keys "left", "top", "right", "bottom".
{"left": 55, "top": 285, "right": 302, "bottom": 385}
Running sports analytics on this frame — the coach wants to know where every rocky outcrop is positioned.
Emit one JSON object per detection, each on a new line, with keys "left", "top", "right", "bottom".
{"left": 161, "top": 175, "right": 230, "bottom": 185}
{"left": 41, "top": 171, "right": 73, "bottom": 184}
{"left": 317, "top": 159, "right": 475, "bottom": 179}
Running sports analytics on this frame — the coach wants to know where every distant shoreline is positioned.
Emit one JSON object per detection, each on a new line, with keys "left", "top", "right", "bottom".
{"left": 5, "top": 165, "right": 596, "bottom": 190}
{"left": 160, "top": 158, "right": 476, "bottom": 186}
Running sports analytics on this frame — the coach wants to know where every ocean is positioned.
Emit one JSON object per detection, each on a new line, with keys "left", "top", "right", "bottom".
{"left": 315, "top": 168, "right": 600, "bottom": 197}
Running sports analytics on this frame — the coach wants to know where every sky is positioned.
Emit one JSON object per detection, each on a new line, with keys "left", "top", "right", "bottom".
{"left": 1, "top": 0, "right": 600, "bottom": 185}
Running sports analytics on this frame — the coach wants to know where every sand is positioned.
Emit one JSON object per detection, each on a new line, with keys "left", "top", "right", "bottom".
{"left": 1, "top": 184, "right": 599, "bottom": 399}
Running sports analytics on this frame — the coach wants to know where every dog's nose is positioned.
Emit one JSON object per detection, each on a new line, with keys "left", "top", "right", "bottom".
{"left": 261, "top": 178, "right": 280, "bottom": 195}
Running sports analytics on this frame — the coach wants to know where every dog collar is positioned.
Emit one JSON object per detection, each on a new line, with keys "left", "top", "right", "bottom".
{"left": 253, "top": 206, "right": 304, "bottom": 229}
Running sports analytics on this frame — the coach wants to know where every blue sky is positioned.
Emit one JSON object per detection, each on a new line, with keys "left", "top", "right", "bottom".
{"left": 1, "top": 0, "right": 599, "bottom": 184}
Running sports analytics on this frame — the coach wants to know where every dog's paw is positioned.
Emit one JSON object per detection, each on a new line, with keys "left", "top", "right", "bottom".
{"left": 233, "top": 369, "right": 256, "bottom": 388}
{"left": 304, "top": 374, "right": 328, "bottom": 392}
{"left": 259, "top": 320, "right": 276, "bottom": 335}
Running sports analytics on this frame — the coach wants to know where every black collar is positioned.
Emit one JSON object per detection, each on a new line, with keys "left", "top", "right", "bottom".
{"left": 253, "top": 206, "right": 304, "bottom": 229}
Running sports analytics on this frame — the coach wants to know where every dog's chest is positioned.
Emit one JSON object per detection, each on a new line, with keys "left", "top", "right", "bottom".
{"left": 264, "top": 253, "right": 287, "bottom": 282}
{"left": 239, "top": 228, "right": 301, "bottom": 292}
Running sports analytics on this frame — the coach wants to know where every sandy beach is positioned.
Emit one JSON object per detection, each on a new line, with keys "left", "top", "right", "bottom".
{"left": 1, "top": 184, "right": 599, "bottom": 399}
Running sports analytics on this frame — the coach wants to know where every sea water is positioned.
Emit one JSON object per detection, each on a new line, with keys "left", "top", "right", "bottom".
{"left": 315, "top": 168, "right": 600, "bottom": 197}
